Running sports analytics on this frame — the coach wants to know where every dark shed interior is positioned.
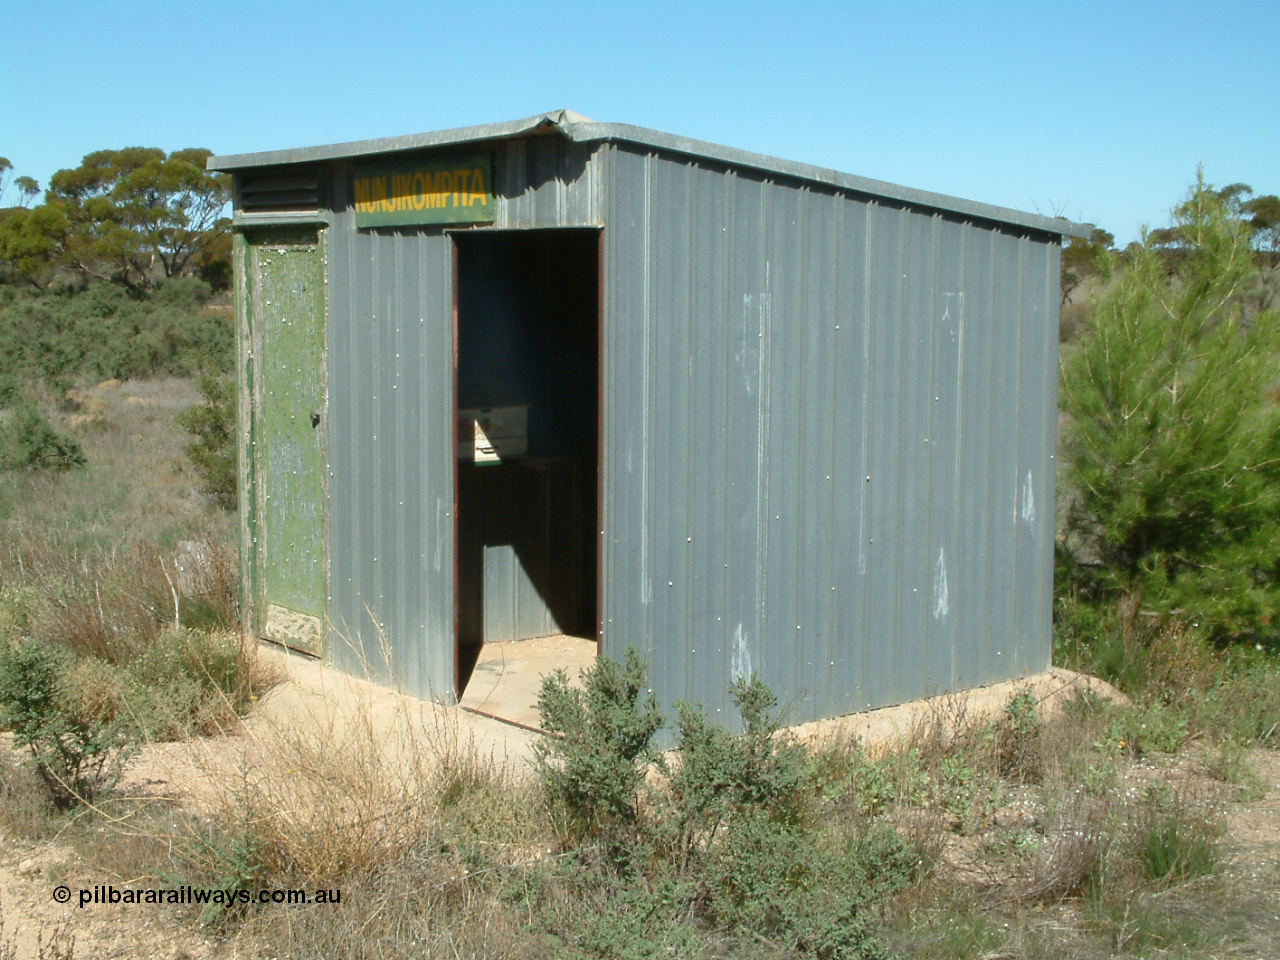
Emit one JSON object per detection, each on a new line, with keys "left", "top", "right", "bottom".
{"left": 453, "top": 229, "right": 599, "bottom": 694}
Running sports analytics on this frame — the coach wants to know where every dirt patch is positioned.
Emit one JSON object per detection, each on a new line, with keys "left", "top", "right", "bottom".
{"left": 790, "top": 666, "right": 1126, "bottom": 748}
{"left": 0, "top": 659, "right": 1275, "bottom": 959}
{"left": 0, "top": 834, "right": 218, "bottom": 959}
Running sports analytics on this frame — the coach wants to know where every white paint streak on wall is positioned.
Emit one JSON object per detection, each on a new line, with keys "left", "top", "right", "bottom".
{"left": 732, "top": 623, "right": 753, "bottom": 682}
{"left": 857, "top": 217, "right": 874, "bottom": 576}
{"left": 1021, "top": 469, "right": 1036, "bottom": 524}
{"left": 932, "top": 547, "right": 949, "bottom": 619}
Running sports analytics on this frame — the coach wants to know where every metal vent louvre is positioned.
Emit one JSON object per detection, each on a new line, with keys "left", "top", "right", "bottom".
{"left": 238, "top": 166, "right": 322, "bottom": 214}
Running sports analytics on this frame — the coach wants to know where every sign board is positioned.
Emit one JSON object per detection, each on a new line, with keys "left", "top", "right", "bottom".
{"left": 352, "top": 154, "right": 494, "bottom": 228}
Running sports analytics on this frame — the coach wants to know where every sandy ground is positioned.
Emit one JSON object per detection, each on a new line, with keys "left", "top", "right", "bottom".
{"left": 0, "top": 649, "right": 1276, "bottom": 959}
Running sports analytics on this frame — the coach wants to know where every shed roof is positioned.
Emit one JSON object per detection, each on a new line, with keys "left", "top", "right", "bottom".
{"left": 208, "top": 109, "right": 1093, "bottom": 239}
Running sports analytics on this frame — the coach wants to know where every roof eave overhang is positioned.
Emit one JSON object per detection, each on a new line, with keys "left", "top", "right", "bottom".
{"left": 209, "top": 110, "right": 1094, "bottom": 240}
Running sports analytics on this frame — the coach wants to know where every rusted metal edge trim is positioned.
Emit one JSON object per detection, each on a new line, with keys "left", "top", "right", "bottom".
{"left": 457, "top": 704, "right": 560, "bottom": 737}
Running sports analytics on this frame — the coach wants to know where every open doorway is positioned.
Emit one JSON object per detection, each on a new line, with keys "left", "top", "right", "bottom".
{"left": 453, "top": 229, "right": 600, "bottom": 698}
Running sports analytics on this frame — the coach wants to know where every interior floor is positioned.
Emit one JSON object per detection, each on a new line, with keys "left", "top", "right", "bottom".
{"left": 456, "top": 634, "right": 598, "bottom": 730}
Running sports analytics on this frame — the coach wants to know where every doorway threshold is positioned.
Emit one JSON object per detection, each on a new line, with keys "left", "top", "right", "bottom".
{"left": 457, "top": 634, "right": 597, "bottom": 733}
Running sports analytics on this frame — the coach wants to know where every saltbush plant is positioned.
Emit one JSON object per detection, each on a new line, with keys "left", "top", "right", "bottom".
{"left": 670, "top": 676, "right": 811, "bottom": 838}
{"left": 0, "top": 639, "right": 136, "bottom": 808}
{"left": 674, "top": 682, "right": 912, "bottom": 959}
{"left": 535, "top": 654, "right": 915, "bottom": 959}
{"left": 534, "top": 647, "right": 664, "bottom": 839}
{"left": 0, "top": 278, "right": 232, "bottom": 386}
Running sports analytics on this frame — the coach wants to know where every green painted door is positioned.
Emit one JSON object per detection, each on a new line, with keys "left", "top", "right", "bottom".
{"left": 250, "top": 229, "right": 326, "bottom": 652}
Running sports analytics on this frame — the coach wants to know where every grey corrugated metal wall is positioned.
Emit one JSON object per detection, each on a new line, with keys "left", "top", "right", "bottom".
{"left": 310, "top": 129, "right": 1059, "bottom": 719}
{"left": 324, "top": 134, "right": 603, "bottom": 699}
{"left": 599, "top": 143, "right": 1058, "bottom": 725}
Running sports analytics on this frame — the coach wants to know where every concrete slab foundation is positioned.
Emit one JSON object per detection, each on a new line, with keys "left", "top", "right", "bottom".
{"left": 457, "top": 634, "right": 598, "bottom": 731}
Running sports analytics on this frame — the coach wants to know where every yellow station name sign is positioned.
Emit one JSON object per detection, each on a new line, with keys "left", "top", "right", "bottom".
{"left": 352, "top": 154, "right": 494, "bottom": 227}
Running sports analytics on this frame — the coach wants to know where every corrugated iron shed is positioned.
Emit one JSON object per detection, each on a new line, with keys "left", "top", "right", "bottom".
{"left": 211, "top": 111, "right": 1086, "bottom": 727}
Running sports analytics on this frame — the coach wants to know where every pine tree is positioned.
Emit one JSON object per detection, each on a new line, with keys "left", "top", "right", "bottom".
{"left": 1060, "top": 171, "right": 1280, "bottom": 644}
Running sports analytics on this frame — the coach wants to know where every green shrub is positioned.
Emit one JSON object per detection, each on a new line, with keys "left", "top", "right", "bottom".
{"left": 180, "top": 819, "right": 266, "bottom": 927}
{"left": 667, "top": 675, "right": 813, "bottom": 867}
{"left": 537, "top": 659, "right": 913, "bottom": 959}
{"left": 700, "top": 813, "right": 911, "bottom": 960}
{"left": 534, "top": 648, "right": 664, "bottom": 840}
{"left": 0, "top": 279, "right": 232, "bottom": 387}
{"left": 1115, "top": 700, "right": 1190, "bottom": 755}
{"left": 673, "top": 687, "right": 912, "bottom": 960}
{"left": 0, "top": 639, "right": 136, "bottom": 808}
{"left": 569, "top": 874, "right": 704, "bottom": 960}
{"left": 0, "top": 401, "right": 84, "bottom": 471}
{"left": 175, "top": 372, "right": 236, "bottom": 509}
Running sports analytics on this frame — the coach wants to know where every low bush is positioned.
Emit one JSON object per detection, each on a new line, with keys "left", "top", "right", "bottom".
{"left": 535, "top": 656, "right": 915, "bottom": 959}
{"left": 670, "top": 676, "right": 812, "bottom": 838}
{"left": 0, "top": 279, "right": 232, "bottom": 387}
{"left": 0, "top": 401, "right": 84, "bottom": 472}
{"left": 534, "top": 647, "right": 664, "bottom": 841}
{"left": 175, "top": 372, "right": 236, "bottom": 509}
{"left": 995, "top": 687, "right": 1042, "bottom": 783}
{"left": 0, "top": 639, "right": 136, "bottom": 808}
{"left": 125, "top": 627, "right": 272, "bottom": 739}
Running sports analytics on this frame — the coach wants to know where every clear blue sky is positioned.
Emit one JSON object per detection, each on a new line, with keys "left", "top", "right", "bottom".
{"left": 2, "top": 0, "right": 1274, "bottom": 245}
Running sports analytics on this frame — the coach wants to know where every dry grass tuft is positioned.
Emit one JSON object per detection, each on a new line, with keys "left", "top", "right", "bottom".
{"left": 902, "top": 691, "right": 980, "bottom": 760}
{"left": 1020, "top": 791, "right": 1111, "bottom": 902}
{"left": 1142, "top": 621, "right": 1223, "bottom": 708}
{"left": 0, "top": 742, "right": 56, "bottom": 840}
{"left": 22, "top": 535, "right": 240, "bottom": 665}
{"left": 164, "top": 648, "right": 548, "bottom": 956}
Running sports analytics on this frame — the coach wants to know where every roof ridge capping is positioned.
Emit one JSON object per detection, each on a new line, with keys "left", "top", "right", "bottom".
{"left": 209, "top": 110, "right": 1092, "bottom": 239}
{"left": 206, "top": 109, "right": 589, "bottom": 173}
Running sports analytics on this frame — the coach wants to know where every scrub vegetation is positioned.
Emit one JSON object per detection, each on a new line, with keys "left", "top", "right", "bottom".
{"left": 0, "top": 162, "right": 1278, "bottom": 958}
{"left": 0, "top": 149, "right": 269, "bottom": 825}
